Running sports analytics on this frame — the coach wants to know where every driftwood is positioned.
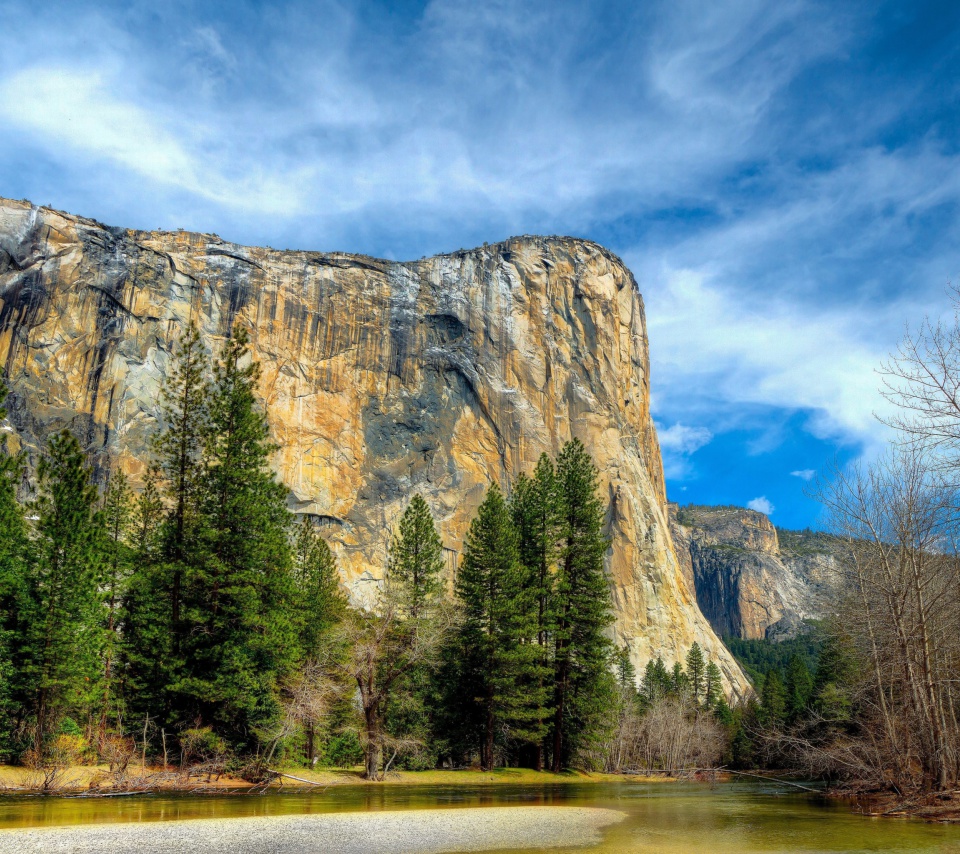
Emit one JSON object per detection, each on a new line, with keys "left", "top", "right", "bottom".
{"left": 266, "top": 768, "right": 327, "bottom": 786}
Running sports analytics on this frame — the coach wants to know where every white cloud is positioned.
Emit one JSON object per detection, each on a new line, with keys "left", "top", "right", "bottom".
{"left": 0, "top": 67, "right": 308, "bottom": 215}
{"left": 657, "top": 423, "right": 714, "bottom": 454}
{"left": 790, "top": 469, "right": 816, "bottom": 481}
{"left": 747, "top": 496, "right": 775, "bottom": 515}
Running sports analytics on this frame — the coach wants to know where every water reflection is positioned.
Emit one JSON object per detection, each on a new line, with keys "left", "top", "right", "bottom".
{"left": 2, "top": 780, "right": 960, "bottom": 852}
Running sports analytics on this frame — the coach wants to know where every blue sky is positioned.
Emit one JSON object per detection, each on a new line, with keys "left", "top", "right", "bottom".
{"left": 2, "top": 0, "right": 959, "bottom": 528}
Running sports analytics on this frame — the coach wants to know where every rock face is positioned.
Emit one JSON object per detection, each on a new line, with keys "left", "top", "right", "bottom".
{"left": 0, "top": 198, "right": 749, "bottom": 693}
{"left": 669, "top": 504, "right": 834, "bottom": 640}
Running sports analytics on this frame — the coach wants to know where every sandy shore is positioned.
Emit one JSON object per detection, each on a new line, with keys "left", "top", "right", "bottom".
{"left": 0, "top": 805, "right": 625, "bottom": 854}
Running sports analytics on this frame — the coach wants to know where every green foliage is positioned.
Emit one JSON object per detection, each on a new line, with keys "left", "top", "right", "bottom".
{"left": 21, "top": 431, "right": 105, "bottom": 750}
{"left": 724, "top": 631, "right": 822, "bottom": 686}
{"left": 176, "top": 327, "right": 299, "bottom": 746}
{"left": 785, "top": 654, "right": 814, "bottom": 722}
{"left": 320, "top": 731, "right": 363, "bottom": 768}
{"left": 705, "top": 660, "right": 723, "bottom": 708}
{"left": 685, "top": 642, "right": 706, "bottom": 702}
{"left": 388, "top": 495, "right": 444, "bottom": 619}
{"left": 640, "top": 657, "right": 672, "bottom": 706}
{"left": 760, "top": 668, "right": 787, "bottom": 727}
{"left": 0, "top": 384, "right": 28, "bottom": 758}
{"left": 454, "top": 483, "right": 550, "bottom": 769}
{"left": 294, "top": 516, "right": 346, "bottom": 654}
{"left": 550, "top": 439, "right": 614, "bottom": 770}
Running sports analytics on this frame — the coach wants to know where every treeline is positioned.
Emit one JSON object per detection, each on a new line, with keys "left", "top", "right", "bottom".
{"left": 600, "top": 642, "right": 732, "bottom": 773}
{"left": 0, "top": 324, "right": 644, "bottom": 779}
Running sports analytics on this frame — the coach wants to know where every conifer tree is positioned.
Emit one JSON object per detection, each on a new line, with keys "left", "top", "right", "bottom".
{"left": 616, "top": 646, "right": 637, "bottom": 691}
{"left": 22, "top": 431, "right": 104, "bottom": 750}
{"left": 132, "top": 464, "right": 164, "bottom": 560}
{"left": 704, "top": 660, "right": 723, "bottom": 708}
{"left": 760, "top": 668, "right": 787, "bottom": 727}
{"left": 550, "top": 439, "right": 613, "bottom": 771}
{"left": 154, "top": 323, "right": 209, "bottom": 647}
{"left": 640, "top": 657, "right": 671, "bottom": 707}
{"left": 99, "top": 471, "right": 132, "bottom": 738}
{"left": 671, "top": 661, "right": 689, "bottom": 697}
{"left": 0, "top": 384, "right": 29, "bottom": 756}
{"left": 178, "top": 326, "right": 298, "bottom": 744}
{"left": 455, "top": 484, "right": 548, "bottom": 770}
{"left": 685, "top": 642, "right": 706, "bottom": 704}
{"left": 509, "top": 455, "right": 562, "bottom": 769}
{"left": 294, "top": 515, "right": 346, "bottom": 654}
{"left": 388, "top": 495, "right": 444, "bottom": 619}
{"left": 785, "top": 654, "right": 814, "bottom": 723}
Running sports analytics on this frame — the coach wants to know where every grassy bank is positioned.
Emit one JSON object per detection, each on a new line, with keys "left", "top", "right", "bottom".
{"left": 0, "top": 763, "right": 657, "bottom": 795}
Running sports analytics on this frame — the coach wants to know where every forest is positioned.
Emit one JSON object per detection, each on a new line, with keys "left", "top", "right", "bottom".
{"left": 3, "top": 302, "right": 959, "bottom": 803}
{"left": 0, "top": 324, "right": 732, "bottom": 784}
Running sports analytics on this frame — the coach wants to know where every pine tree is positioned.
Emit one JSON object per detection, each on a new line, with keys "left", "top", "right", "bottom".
{"left": 22, "top": 431, "right": 104, "bottom": 751}
{"left": 640, "top": 657, "right": 671, "bottom": 707}
{"left": 0, "top": 384, "right": 29, "bottom": 757}
{"left": 616, "top": 646, "right": 637, "bottom": 691}
{"left": 178, "top": 326, "right": 298, "bottom": 745}
{"left": 294, "top": 515, "right": 346, "bottom": 654}
{"left": 388, "top": 495, "right": 444, "bottom": 619}
{"left": 123, "top": 323, "right": 210, "bottom": 731}
{"left": 671, "top": 661, "right": 689, "bottom": 697}
{"left": 99, "top": 471, "right": 133, "bottom": 739}
{"left": 704, "top": 660, "right": 724, "bottom": 708}
{"left": 760, "top": 667, "right": 787, "bottom": 727}
{"left": 550, "top": 439, "right": 613, "bottom": 771}
{"left": 132, "top": 464, "right": 164, "bottom": 560}
{"left": 509, "top": 455, "right": 562, "bottom": 769}
{"left": 154, "top": 323, "right": 209, "bottom": 648}
{"left": 455, "top": 484, "right": 549, "bottom": 770}
{"left": 785, "top": 654, "right": 813, "bottom": 723}
{"left": 685, "top": 642, "right": 706, "bottom": 704}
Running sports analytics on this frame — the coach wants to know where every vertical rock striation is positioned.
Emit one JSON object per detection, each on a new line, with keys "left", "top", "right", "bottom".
{"left": 0, "top": 198, "right": 748, "bottom": 693}
{"left": 669, "top": 504, "right": 833, "bottom": 641}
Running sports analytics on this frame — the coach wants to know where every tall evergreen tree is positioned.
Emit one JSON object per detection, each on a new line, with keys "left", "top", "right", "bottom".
{"left": 760, "top": 668, "right": 787, "bottom": 727}
{"left": 99, "top": 471, "right": 133, "bottom": 739}
{"left": 388, "top": 495, "right": 444, "bottom": 619}
{"left": 294, "top": 515, "right": 346, "bottom": 654}
{"left": 639, "top": 657, "right": 672, "bottom": 707}
{"left": 22, "top": 431, "right": 104, "bottom": 751}
{"left": 704, "top": 660, "right": 723, "bottom": 708}
{"left": 178, "top": 326, "right": 298, "bottom": 744}
{"left": 455, "top": 484, "right": 549, "bottom": 770}
{"left": 0, "top": 384, "right": 29, "bottom": 757}
{"left": 785, "top": 654, "right": 814, "bottom": 723}
{"left": 509, "top": 455, "right": 562, "bottom": 769}
{"left": 685, "top": 642, "right": 706, "bottom": 704}
{"left": 132, "top": 464, "right": 164, "bottom": 560}
{"left": 550, "top": 439, "right": 613, "bottom": 771}
{"left": 154, "top": 323, "right": 210, "bottom": 647}
{"left": 123, "top": 325, "right": 210, "bottom": 729}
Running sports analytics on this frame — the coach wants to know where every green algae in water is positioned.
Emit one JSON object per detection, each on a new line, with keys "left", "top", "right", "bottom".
{"left": 2, "top": 781, "right": 960, "bottom": 853}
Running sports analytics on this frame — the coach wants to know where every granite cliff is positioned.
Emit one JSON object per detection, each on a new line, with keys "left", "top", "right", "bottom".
{"left": 0, "top": 198, "right": 749, "bottom": 693}
{"left": 669, "top": 504, "right": 834, "bottom": 641}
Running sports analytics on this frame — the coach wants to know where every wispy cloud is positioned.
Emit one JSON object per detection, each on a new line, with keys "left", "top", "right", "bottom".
{"left": 790, "top": 470, "right": 816, "bottom": 481}
{"left": 0, "top": 0, "right": 958, "bottom": 524}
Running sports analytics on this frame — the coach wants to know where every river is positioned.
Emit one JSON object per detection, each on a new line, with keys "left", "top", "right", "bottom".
{"left": 2, "top": 779, "right": 959, "bottom": 852}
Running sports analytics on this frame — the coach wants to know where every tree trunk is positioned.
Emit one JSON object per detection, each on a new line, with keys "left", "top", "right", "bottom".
{"left": 364, "top": 705, "right": 382, "bottom": 780}
{"left": 483, "top": 687, "right": 495, "bottom": 771}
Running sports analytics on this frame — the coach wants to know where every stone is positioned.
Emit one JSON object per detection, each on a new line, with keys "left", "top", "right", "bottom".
{"left": 0, "top": 198, "right": 749, "bottom": 694}
{"left": 669, "top": 503, "right": 834, "bottom": 640}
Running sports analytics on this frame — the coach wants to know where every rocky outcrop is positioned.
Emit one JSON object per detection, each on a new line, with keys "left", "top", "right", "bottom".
{"left": 669, "top": 504, "right": 834, "bottom": 640}
{"left": 0, "top": 198, "right": 749, "bottom": 693}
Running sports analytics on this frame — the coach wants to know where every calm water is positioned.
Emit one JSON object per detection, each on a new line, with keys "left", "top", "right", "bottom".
{"left": 2, "top": 779, "right": 960, "bottom": 853}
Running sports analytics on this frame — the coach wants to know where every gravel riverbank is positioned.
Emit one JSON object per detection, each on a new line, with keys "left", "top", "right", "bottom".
{"left": 0, "top": 805, "right": 625, "bottom": 853}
